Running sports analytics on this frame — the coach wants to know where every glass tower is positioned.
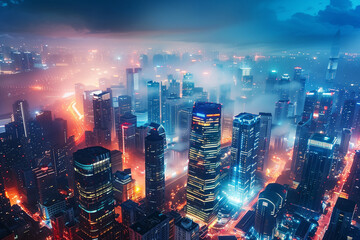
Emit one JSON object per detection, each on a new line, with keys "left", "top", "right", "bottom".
{"left": 186, "top": 102, "right": 221, "bottom": 223}
{"left": 229, "top": 113, "right": 260, "bottom": 204}
{"left": 74, "top": 146, "right": 115, "bottom": 239}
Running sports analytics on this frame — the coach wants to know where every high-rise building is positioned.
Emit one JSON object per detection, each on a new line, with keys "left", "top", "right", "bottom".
{"left": 186, "top": 102, "right": 222, "bottom": 223}
{"left": 53, "top": 118, "right": 68, "bottom": 147}
{"left": 326, "top": 30, "right": 340, "bottom": 86}
{"left": 265, "top": 70, "right": 277, "bottom": 94}
{"left": 83, "top": 90, "right": 102, "bottom": 129}
{"left": 12, "top": 100, "right": 30, "bottom": 138}
{"left": 73, "top": 147, "right": 115, "bottom": 239}
{"left": 324, "top": 197, "right": 356, "bottom": 240}
{"left": 164, "top": 96, "right": 181, "bottom": 136}
{"left": 93, "top": 92, "right": 112, "bottom": 147}
{"left": 278, "top": 74, "right": 290, "bottom": 100}
{"left": 229, "top": 113, "right": 260, "bottom": 203}
{"left": 32, "top": 166, "right": 57, "bottom": 204}
{"left": 293, "top": 67, "right": 306, "bottom": 116}
{"left": 314, "top": 91, "right": 335, "bottom": 134}
{"left": 291, "top": 119, "right": 313, "bottom": 182}
{"left": 110, "top": 150, "right": 123, "bottom": 173}
{"left": 168, "top": 77, "right": 181, "bottom": 98}
{"left": 258, "top": 112, "right": 272, "bottom": 171}
{"left": 115, "top": 95, "right": 132, "bottom": 140}
{"left": 118, "top": 112, "right": 137, "bottom": 155}
{"left": 298, "top": 134, "right": 336, "bottom": 212}
{"left": 182, "top": 73, "right": 194, "bottom": 97}
{"left": 274, "top": 100, "right": 290, "bottom": 125}
{"left": 113, "top": 169, "right": 135, "bottom": 204}
{"left": 345, "top": 151, "right": 360, "bottom": 224}
{"left": 340, "top": 99, "right": 356, "bottom": 129}
{"left": 126, "top": 68, "right": 134, "bottom": 97}
{"left": 147, "top": 81, "right": 161, "bottom": 124}
{"left": 339, "top": 128, "right": 351, "bottom": 157}
{"left": 135, "top": 126, "right": 148, "bottom": 153}
{"left": 175, "top": 217, "right": 199, "bottom": 240}
{"left": 302, "top": 90, "right": 318, "bottom": 122}
{"left": 254, "top": 183, "right": 287, "bottom": 240}
{"left": 74, "top": 83, "right": 85, "bottom": 112}
{"left": 129, "top": 212, "right": 169, "bottom": 240}
{"left": 145, "top": 130, "right": 165, "bottom": 212}
{"left": 177, "top": 107, "right": 192, "bottom": 143}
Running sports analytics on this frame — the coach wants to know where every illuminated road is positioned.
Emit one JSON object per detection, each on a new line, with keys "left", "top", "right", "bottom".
{"left": 313, "top": 148, "right": 355, "bottom": 240}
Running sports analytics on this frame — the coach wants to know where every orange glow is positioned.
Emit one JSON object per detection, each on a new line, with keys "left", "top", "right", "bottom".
{"left": 30, "top": 85, "right": 43, "bottom": 91}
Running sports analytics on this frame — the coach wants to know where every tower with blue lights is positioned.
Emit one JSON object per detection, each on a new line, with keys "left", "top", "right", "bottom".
{"left": 229, "top": 113, "right": 260, "bottom": 204}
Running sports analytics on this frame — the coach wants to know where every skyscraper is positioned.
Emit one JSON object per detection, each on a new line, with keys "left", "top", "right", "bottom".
{"left": 291, "top": 119, "right": 313, "bottom": 182}
{"left": 186, "top": 102, "right": 221, "bottom": 223}
{"left": 83, "top": 90, "right": 102, "bottom": 129}
{"left": 265, "top": 70, "right": 277, "bottom": 94}
{"left": 258, "top": 112, "right": 272, "bottom": 171}
{"left": 344, "top": 151, "right": 360, "bottom": 224}
{"left": 113, "top": 169, "right": 135, "bottom": 204}
{"left": 301, "top": 90, "right": 318, "bottom": 122}
{"left": 326, "top": 30, "right": 340, "bottom": 85}
{"left": 324, "top": 197, "right": 356, "bottom": 240}
{"left": 12, "top": 100, "right": 30, "bottom": 138}
{"left": 118, "top": 112, "right": 137, "bottom": 155}
{"left": 93, "top": 92, "right": 112, "bottom": 147}
{"left": 254, "top": 183, "right": 286, "bottom": 240}
{"left": 293, "top": 67, "right": 306, "bottom": 116}
{"left": 340, "top": 99, "right": 356, "bottom": 130}
{"left": 145, "top": 129, "right": 165, "bottom": 212}
{"left": 147, "top": 81, "right": 161, "bottom": 124}
{"left": 229, "top": 113, "right": 260, "bottom": 203}
{"left": 182, "top": 73, "right": 194, "bottom": 97}
{"left": 274, "top": 100, "right": 290, "bottom": 125}
{"left": 298, "top": 133, "right": 336, "bottom": 212}
{"left": 73, "top": 147, "right": 115, "bottom": 239}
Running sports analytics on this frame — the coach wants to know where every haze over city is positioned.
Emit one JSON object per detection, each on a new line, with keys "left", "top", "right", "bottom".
{"left": 1, "top": 1, "right": 360, "bottom": 240}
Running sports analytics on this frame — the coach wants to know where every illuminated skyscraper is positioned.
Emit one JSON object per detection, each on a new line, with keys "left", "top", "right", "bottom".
{"left": 229, "top": 113, "right": 260, "bottom": 203}
{"left": 274, "top": 100, "right": 290, "bottom": 125}
{"left": 254, "top": 183, "right": 286, "bottom": 240}
{"left": 147, "top": 81, "right": 161, "bottom": 124}
{"left": 93, "top": 92, "right": 112, "bottom": 147}
{"left": 83, "top": 90, "right": 102, "bottom": 129}
{"left": 258, "top": 112, "right": 272, "bottom": 171}
{"left": 265, "top": 70, "right": 277, "bottom": 94}
{"left": 301, "top": 90, "right": 318, "bottom": 122}
{"left": 74, "top": 147, "right": 115, "bottom": 240}
{"left": 324, "top": 197, "right": 355, "bottom": 240}
{"left": 145, "top": 130, "right": 165, "bottom": 212}
{"left": 186, "top": 102, "right": 221, "bottom": 223}
{"left": 182, "top": 73, "right": 194, "bottom": 97}
{"left": 340, "top": 99, "right": 356, "bottom": 129}
{"left": 278, "top": 74, "right": 290, "bottom": 100}
{"left": 118, "top": 112, "right": 137, "bottom": 155}
{"left": 326, "top": 30, "right": 340, "bottom": 85}
{"left": 12, "top": 99, "right": 30, "bottom": 138}
{"left": 291, "top": 119, "right": 313, "bottom": 182}
{"left": 298, "top": 134, "right": 336, "bottom": 212}
{"left": 293, "top": 67, "right": 306, "bottom": 116}
{"left": 345, "top": 151, "right": 360, "bottom": 224}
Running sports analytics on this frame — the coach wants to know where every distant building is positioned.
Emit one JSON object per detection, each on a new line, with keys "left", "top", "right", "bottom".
{"left": 258, "top": 112, "right": 272, "bottom": 171}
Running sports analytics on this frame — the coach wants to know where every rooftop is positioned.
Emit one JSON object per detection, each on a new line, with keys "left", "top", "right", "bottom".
{"left": 130, "top": 212, "right": 168, "bottom": 235}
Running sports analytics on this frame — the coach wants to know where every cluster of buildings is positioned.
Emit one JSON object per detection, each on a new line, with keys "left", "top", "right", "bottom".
{"left": 0, "top": 41, "right": 360, "bottom": 240}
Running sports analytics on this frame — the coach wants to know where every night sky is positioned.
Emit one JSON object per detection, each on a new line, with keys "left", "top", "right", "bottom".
{"left": 1, "top": 0, "right": 360, "bottom": 51}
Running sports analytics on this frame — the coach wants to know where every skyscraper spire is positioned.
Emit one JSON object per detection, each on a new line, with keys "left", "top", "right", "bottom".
{"left": 326, "top": 30, "right": 341, "bottom": 86}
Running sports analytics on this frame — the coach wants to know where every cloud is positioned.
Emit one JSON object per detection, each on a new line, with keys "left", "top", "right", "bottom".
{"left": 0, "top": 0, "right": 359, "bottom": 50}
